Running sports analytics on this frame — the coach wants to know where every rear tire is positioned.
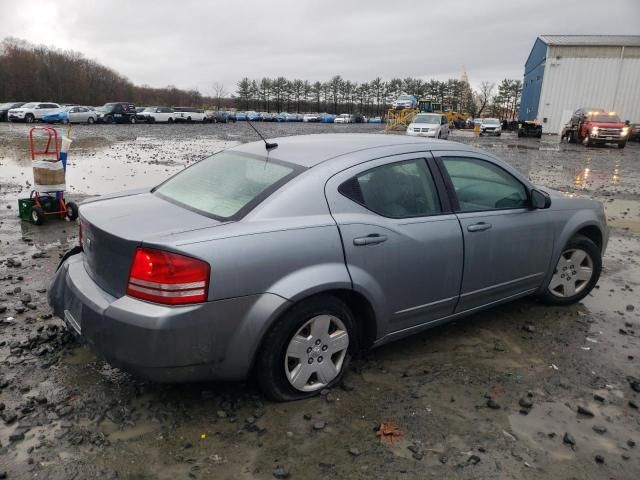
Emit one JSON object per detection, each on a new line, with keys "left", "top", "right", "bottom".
{"left": 65, "top": 201, "right": 79, "bottom": 221}
{"left": 539, "top": 235, "right": 601, "bottom": 305}
{"left": 30, "top": 206, "right": 45, "bottom": 225}
{"left": 255, "top": 294, "right": 357, "bottom": 401}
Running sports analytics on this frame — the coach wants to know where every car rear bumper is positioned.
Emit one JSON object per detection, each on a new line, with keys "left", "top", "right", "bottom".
{"left": 48, "top": 254, "right": 290, "bottom": 382}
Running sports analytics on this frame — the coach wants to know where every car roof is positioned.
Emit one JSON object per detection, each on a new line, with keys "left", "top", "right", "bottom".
{"left": 229, "top": 133, "right": 464, "bottom": 168}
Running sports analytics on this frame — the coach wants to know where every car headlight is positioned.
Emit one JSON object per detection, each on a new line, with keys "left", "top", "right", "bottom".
{"left": 621, "top": 127, "right": 629, "bottom": 136}
{"left": 592, "top": 127, "right": 599, "bottom": 134}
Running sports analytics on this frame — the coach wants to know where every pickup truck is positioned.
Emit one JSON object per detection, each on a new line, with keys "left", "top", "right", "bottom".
{"left": 562, "top": 108, "right": 630, "bottom": 148}
{"left": 172, "top": 107, "right": 207, "bottom": 123}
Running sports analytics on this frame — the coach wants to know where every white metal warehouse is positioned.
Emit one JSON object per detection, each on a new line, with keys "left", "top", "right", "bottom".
{"left": 519, "top": 35, "right": 640, "bottom": 134}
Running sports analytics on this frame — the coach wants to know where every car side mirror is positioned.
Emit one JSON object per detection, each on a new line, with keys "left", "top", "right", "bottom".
{"left": 531, "top": 189, "right": 551, "bottom": 209}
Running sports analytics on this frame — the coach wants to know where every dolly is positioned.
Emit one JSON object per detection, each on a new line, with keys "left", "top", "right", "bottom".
{"left": 17, "top": 127, "right": 79, "bottom": 225}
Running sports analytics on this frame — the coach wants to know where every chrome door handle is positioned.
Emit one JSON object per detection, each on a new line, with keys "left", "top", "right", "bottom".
{"left": 467, "top": 222, "right": 492, "bottom": 232}
{"left": 353, "top": 234, "right": 388, "bottom": 246}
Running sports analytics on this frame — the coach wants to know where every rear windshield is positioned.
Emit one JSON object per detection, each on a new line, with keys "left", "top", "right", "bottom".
{"left": 154, "top": 152, "right": 300, "bottom": 220}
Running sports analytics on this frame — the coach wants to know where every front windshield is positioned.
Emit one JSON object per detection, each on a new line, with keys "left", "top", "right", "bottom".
{"left": 483, "top": 118, "right": 500, "bottom": 125}
{"left": 591, "top": 114, "right": 621, "bottom": 123}
{"left": 155, "top": 152, "right": 299, "bottom": 220}
{"left": 414, "top": 114, "right": 440, "bottom": 124}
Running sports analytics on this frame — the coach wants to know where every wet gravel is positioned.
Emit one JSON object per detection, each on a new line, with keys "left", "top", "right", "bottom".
{"left": 0, "top": 122, "right": 639, "bottom": 479}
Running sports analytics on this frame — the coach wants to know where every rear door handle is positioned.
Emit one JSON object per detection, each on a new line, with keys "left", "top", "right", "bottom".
{"left": 467, "top": 222, "right": 492, "bottom": 232}
{"left": 353, "top": 234, "right": 388, "bottom": 246}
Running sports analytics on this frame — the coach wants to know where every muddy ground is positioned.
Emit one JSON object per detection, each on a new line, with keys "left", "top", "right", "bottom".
{"left": 0, "top": 121, "right": 639, "bottom": 479}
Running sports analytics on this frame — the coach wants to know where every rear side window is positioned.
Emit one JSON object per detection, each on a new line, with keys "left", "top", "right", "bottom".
{"left": 154, "top": 152, "right": 299, "bottom": 220}
{"left": 340, "top": 159, "right": 441, "bottom": 218}
{"left": 442, "top": 157, "right": 528, "bottom": 211}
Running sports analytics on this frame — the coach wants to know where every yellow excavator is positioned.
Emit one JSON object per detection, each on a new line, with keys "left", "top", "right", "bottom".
{"left": 385, "top": 99, "right": 470, "bottom": 132}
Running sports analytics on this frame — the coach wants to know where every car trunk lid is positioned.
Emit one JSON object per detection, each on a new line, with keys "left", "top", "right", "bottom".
{"left": 80, "top": 191, "right": 221, "bottom": 297}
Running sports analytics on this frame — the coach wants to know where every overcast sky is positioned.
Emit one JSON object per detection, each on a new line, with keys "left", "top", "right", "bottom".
{"left": 1, "top": 0, "right": 638, "bottom": 95}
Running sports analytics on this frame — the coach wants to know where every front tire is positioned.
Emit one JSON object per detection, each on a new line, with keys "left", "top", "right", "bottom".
{"left": 255, "top": 295, "right": 356, "bottom": 401}
{"left": 25, "top": 114, "right": 35, "bottom": 124}
{"left": 87, "top": 117, "right": 95, "bottom": 124}
{"left": 540, "top": 235, "right": 601, "bottom": 305}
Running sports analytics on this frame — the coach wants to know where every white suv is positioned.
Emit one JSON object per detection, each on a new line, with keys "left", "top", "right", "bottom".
{"left": 406, "top": 113, "right": 450, "bottom": 139}
{"left": 173, "top": 107, "right": 207, "bottom": 123}
{"left": 138, "top": 107, "right": 175, "bottom": 123}
{"left": 8, "top": 102, "right": 63, "bottom": 123}
{"left": 334, "top": 114, "right": 354, "bottom": 124}
{"left": 480, "top": 118, "right": 502, "bottom": 136}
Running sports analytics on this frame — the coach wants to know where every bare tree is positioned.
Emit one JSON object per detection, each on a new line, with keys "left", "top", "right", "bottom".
{"left": 211, "top": 82, "right": 228, "bottom": 110}
{"left": 476, "top": 81, "right": 495, "bottom": 117}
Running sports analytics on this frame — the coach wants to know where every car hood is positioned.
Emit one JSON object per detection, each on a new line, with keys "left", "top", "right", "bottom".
{"left": 542, "top": 187, "right": 602, "bottom": 211}
{"left": 588, "top": 121, "right": 625, "bottom": 128}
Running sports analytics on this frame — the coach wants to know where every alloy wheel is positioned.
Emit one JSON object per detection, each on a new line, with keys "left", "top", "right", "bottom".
{"left": 548, "top": 248, "right": 594, "bottom": 298}
{"left": 284, "top": 314, "right": 349, "bottom": 392}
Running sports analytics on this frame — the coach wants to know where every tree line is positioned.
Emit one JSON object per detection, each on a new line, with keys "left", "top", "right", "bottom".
{"left": 236, "top": 76, "right": 478, "bottom": 117}
{"left": 236, "top": 76, "right": 522, "bottom": 119}
{"left": 0, "top": 38, "right": 214, "bottom": 107}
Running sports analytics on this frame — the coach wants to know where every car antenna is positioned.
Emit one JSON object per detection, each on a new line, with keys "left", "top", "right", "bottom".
{"left": 246, "top": 120, "right": 278, "bottom": 152}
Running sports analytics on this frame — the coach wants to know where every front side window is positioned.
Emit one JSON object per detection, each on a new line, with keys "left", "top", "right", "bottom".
{"left": 154, "top": 152, "right": 299, "bottom": 220}
{"left": 442, "top": 157, "right": 528, "bottom": 211}
{"left": 340, "top": 159, "right": 441, "bottom": 218}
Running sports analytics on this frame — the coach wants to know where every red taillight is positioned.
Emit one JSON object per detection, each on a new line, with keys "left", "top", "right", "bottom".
{"left": 126, "top": 247, "right": 210, "bottom": 305}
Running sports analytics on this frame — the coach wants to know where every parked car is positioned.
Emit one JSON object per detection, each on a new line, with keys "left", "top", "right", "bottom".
{"left": 303, "top": 113, "right": 321, "bottom": 122}
{"left": 173, "top": 107, "right": 207, "bottom": 123}
{"left": 235, "top": 111, "right": 248, "bottom": 121}
{"left": 320, "top": 113, "right": 336, "bottom": 123}
{"left": 274, "top": 113, "right": 287, "bottom": 122}
{"left": 49, "top": 134, "right": 607, "bottom": 401}
{"left": 0, "top": 102, "right": 25, "bottom": 121}
{"left": 43, "top": 105, "right": 99, "bottom": 124}
{"left": 630, "top": 123, "right": 640, "bottom": 142}
{"left": 480, "top": 118, "right": 502, "bottom": 136}
{"left": 392, "top": 95, "right": 418, "bottom": 109}
{"left": 367, "top": 116, "right": 383, "bottom": 124}
{"left": 137, "top": 107, "right": 175, "bottom": 123}
{"left": 261, "top": 112, "right": 276, "bottom": 122}
{"left": 406, "top": 113, "right": 450, "bottom": 139}
{"left": 246, "top": 111, "right": 262, "bottom": 121}
{"left": 334, "top": 114, "right": 354, "bottom": 124}
{"left": 96, "top": 102, "right": 138, "bottom": 124}
{"left": 517, "top": 121, "right": 542, "bottom": 138}
{"left": 561, "top": 109, "right": 629, "bottom": 148}
{"left": 8, "top": 102, "right": 63, "bottom": 123}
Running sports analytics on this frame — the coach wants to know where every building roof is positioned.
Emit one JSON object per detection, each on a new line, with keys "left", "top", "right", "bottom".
{"left": 538, "top": 35, "right": 640, "bottom": 47}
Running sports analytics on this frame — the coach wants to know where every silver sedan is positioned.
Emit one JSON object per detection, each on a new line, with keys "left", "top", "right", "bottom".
{"left": 49, "top": 134, "right": 608, "bottom": 400}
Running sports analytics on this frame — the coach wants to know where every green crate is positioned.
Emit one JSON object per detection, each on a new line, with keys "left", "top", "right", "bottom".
{"left": 18, "top": 195, "right": 59, "bottom": 222}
